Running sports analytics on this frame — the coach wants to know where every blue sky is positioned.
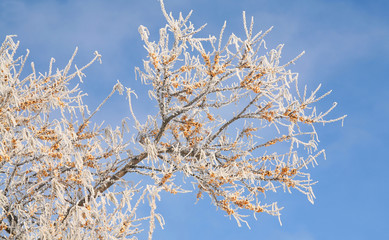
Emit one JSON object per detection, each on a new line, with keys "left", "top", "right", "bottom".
{"left": 1, "top": 0, "right": 388, "bottom": 239}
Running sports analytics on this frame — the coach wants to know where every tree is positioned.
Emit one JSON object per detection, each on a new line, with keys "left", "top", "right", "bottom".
{"left": 0, "top": 0, "right": 345, "bottom": 239}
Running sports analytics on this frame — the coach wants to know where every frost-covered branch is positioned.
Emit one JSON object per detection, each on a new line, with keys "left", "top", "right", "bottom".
{"left": 134, "top": 0, "right": 346, "bottom": 227}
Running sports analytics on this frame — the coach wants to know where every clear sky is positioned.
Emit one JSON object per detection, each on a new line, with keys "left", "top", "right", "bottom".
{"left": 1, "top": 0, "right": 388, "bottom": 239}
